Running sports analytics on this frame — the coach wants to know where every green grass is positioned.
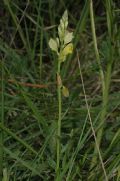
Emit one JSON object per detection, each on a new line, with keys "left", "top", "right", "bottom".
{"left": 0, "top": 0, "right": 120, "bottom": 180}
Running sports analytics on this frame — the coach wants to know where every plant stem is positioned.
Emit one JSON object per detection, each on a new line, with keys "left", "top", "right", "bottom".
{"left": 56, "top": 61, "right": 62, "bottom": 180}
{"left": 89, "top": 0, "right": 113, "bottom": 179}
{"left": 89, "top": 0, "right": 105, "bottom": 92}
{"left": 89, "top": 62, "right": 112, "bottom": 181}
{"left": 0, "top": 60, "right": 4, "bottom": 179}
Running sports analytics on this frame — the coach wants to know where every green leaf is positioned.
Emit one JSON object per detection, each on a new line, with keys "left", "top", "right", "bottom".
{"left": 3, "top": 146, "right": 41, "bottom": 176}
{"left": 49, "top": 38, "right": 58, "bottom": 52}
{"left": 62, "top": 86, "right": 69, "bottom": 97}
{"left": 64, "top": 31, "right": 73, "bottom": 45}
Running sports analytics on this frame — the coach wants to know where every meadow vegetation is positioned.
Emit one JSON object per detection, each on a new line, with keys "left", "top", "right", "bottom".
{"left": 0, "top": 0, "right": 120, "bottom": 180}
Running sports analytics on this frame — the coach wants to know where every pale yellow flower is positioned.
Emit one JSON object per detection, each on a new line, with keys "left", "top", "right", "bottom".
{"left": 59, "top": 43, "right": 73, "bottom": 62}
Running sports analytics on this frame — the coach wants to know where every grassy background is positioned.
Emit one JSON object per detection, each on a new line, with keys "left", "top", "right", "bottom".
{"left": 0, "top": 0, "right": 120, "bottom": 180}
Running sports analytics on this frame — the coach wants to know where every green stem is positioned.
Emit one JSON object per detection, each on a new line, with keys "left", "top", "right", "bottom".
{"left": 97, "top": 63, "right": 112, "bottom": 145}
{"left": 56, "top": 61, "right": 62, "bottom": 180}
{"left": 89, "top": 0, "right": 105, "bottom": 92}
{"left": 0, "top": 60, "right": 4, "bottom": 179}
{"left": 89, "top": 0, "right": 113, "bottom": 179}
{"left": 39, "top": 22, "right": 43, "bottom": 81}
{"left": 90, "top": 63, "right": 112, "bottom": 174}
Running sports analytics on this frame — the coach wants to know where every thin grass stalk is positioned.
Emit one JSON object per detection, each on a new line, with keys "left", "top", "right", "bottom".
{"left": 3, "top": 0, "right": 27, "bottom": 50}
{"left": 89, "top": 0, "right": 106, "bottom": 173}
{"left": 0, "top": 60, "right": 4, "bottom": 179}
{"left": 95, "top": 0, "right": 113, "bottom": 158}
{"left": 89, "top": 0, "right": 105, "bottom": 91}
{"left": 39, "top": 22, "right": 43, "bottom": 81}
{"left": 77, "top": 51, "right": 108, "bottom": 181}
{"left": 89, "top": 0, "right": 113, "bottom": 179}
